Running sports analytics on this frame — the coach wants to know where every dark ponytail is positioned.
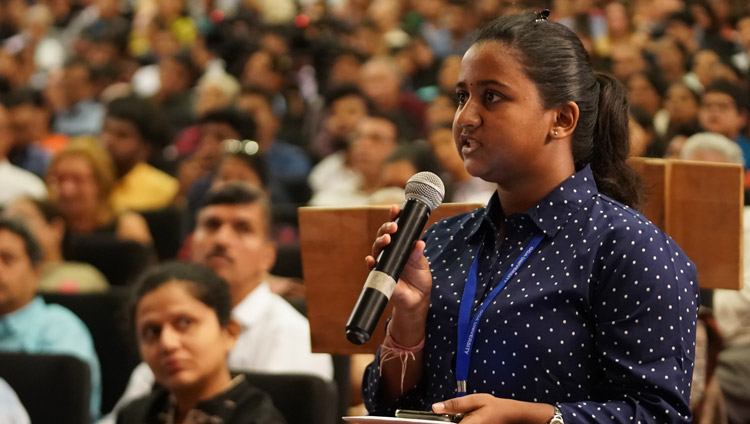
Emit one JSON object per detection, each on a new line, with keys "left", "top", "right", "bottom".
{"left": 472, "top": 13, "right": 643, "bottom": 209}
{"left": 591, "top": 73, "right": 643, "bottom": 209}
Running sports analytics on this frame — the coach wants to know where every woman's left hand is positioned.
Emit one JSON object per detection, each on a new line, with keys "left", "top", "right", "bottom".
{"left": 432, "top": 394, "right": 555, "bottom": 424}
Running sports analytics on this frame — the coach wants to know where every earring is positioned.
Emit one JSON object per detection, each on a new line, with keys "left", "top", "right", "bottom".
{"left": 553, "top": 130, "right": 559, "bottom": 136}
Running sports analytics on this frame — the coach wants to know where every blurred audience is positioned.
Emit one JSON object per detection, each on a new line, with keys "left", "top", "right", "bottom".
{"left": 0, "top": 216, "right": 101, "bottom": 422}
{"left": 0, "top": 104, "right": 47, "bottom": 208}
{"left": 45, "top": 138, "right": 152, "bottom": 245}
{"left": 101, "top": 96, "right": 178, "bottom": 213}
{"left": 116, "top": 261, "right": 285, "bottom": 424}
{"left": 103, "top": 183, "right": 332, "bottom": 423}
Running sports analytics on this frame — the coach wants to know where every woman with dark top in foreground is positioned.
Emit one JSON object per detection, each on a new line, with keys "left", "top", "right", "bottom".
{"left": 117, "top": 262, "right": 285, "bottom": 424}
{"left": 362, "top": 11, "right": 699, "bottom": 424}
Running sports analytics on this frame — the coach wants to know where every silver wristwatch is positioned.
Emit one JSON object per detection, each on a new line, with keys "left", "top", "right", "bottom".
{"left": 548, "top": 406, "right": 564, "bottom": 424}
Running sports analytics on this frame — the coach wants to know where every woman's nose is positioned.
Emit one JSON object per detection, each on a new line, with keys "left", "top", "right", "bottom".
{"left": 455, "top": 99, "right": 481, "bottom": 129}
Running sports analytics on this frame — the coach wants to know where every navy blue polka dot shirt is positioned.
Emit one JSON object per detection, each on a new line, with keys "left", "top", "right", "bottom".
{"left": 363, "top": 165, "right": 699, "bottom": 424}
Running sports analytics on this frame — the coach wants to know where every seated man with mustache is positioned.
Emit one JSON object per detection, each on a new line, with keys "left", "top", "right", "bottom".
{"left": 100, "top": 182, "right": 332, "bottom": 423}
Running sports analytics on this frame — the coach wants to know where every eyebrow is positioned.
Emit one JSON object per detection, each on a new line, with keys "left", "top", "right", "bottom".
{"left": 455, "top": 80, "right": 510, "bottom": 90}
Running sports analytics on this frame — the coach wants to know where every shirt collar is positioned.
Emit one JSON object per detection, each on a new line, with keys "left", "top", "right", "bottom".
{"left": 231, "top": 281, "right": 272, "bottom": 328}
{"left": 477, "top": 165, "right": 599, "bottom": 238}
{"left": 0, "top": 297, "right": 45, "bottom": 337}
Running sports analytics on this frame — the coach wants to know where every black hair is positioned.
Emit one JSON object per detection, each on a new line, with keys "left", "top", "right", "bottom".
{"left": 629, "top": 105, "right": 654, "bottom": 131}
{"left": 386, "top": 141, "right": 443, "bottom": 176}
{"left": 702, "top": 79, "right": 749, "bottom": 111}
{"left": 472, "top": 13, "right": 643, "bottom": 209}
{"left": 1, "top": 88, "right": 44, "bottom": 109}
{"left": 669, "top": 81, "right": 701, "bottom": 104}
{"left": 323, "top": 84, "right": 373, "bottom": 112}
{"left": 0, "top": 216, "right": 43, "bottom": 266}
{"left": 23, "top": 197, "right": 64, "bottom": 224}
{"left": 666, "top": 10, "right": 695, "bottom": 27}
{"left": 223, "top": 151, "right": 271, "bottom": 189}
{"left": 199, "top": 107, "right": 258, "bottom": 141}
{"left": 129, "top": 261, "right": 233, "bottom": 332}
{"left": 106, "top": 96, "right": 168, "bottom": 148}
{"left": 198, "top": 182, "right": 272, "bottom": 233}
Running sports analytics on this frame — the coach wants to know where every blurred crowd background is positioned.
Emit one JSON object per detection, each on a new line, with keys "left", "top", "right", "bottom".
{"left": 0, "top": 0, "right": 749, "bottom": 423}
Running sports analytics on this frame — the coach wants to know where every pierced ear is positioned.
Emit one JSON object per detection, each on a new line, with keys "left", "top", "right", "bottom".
{"left": 551, "top": 101, "right": 580, "bottom": 138}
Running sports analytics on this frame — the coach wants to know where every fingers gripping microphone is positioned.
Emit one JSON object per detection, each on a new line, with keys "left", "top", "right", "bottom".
{"left": 345, "top": 172, "right": 445, "bottom": 345}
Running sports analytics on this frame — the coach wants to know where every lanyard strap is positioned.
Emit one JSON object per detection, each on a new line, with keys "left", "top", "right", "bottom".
{"left": 455, "top": 233, "right": 544, "bottom": 396}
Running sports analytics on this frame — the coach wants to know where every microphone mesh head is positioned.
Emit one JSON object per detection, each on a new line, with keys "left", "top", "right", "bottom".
{"left": 405, "top": 172, "right": 445, "bottom": 211}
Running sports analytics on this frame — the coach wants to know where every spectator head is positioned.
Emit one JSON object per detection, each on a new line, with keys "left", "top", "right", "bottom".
{"left": 349, "top": 114, "right": 399, "bottom": 187}
{"left": 691, "top": 49, "right": 720, "bottom": 88}
{"left": 323, "top": 84, "right": 371, "bottom": 141}
{"left": 427, "top": 120, "right": 468, "bottom": 181}
{"left": 212, "top": 143, "right": 270, "bottom": 192}
{"left": 604, "top": 1, "right": 632, "bottom": 38}
{"left": 159, "top": 51, "right": 199, "bottom": 97}
{"left": 680, "top": 132, "right": 744, "bottom": 165}
{"left": 241, "top": 50, "right": 286, "bottom": 93}
{"left": 102, "top": 96, "right": 167, "bottom": 178}
{"left": 235, "top": 84, "right": 278, "bottom": 148}
{"left": 327, "top": 48, "right": 365, "bottom": 88}
{"left": 62, "top": 59, "right": 95, "bottom": 107}
{"left": 129, "top": 261, "right": 240, "bottom": 397}
{"left": 653, "top": 37, "right": 688, "bottom": 82}
{"left": 698, "top": 79, "right": 748, "bottom": 141}
{"left": 437, "top": 55, "right": 462, "bottom": 92}
{"left": 194, "top": 72, "right": 240, "bottom": 118}
{"left": 737, "top": 15, "right": 750, "bottom": 51}
{"left": 626, "top": 72, "right": 665, "bottom": 116}
{"left": 628, "top": 105, "right": 655, "bottom": 157}
{"left": 381, "top": 141, "right": 442, "bottom": 189}
{"left": 359, "top": 56, "right": 402, "bottom": 112}
{"left": 45, "top": 137, "right": 116, "bottom": 228}
{"left": 610, "top": 43, "right": 647, "bottom": 81}
{"left": 3, "top": 197, "right": 66, "bottom": 266}
{"left": 191, "top": 182, "right": 276, "bottom": 303}
{"left": 0, "top": 104, "right": 14, "bottom": 159}
{"left": 425, "top": 90, "right": 459, "bottom": 129}
{"left": 3, "top": 89, "right": 48, "bottom": 151}
{"left": 193, "top": 108, "right": 257, "bottom": 172}
{"left": 664, "top": 81, "right": 700, "bottom": 127}
{"left": 0, "top": 216, "right": 42, "bottom": 315}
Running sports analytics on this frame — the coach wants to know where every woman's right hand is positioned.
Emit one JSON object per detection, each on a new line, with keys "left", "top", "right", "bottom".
{"left": 365, "top": 204, "right": 433, "bottom": 346}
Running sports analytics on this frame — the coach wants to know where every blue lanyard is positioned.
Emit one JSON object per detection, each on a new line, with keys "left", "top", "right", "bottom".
{"left": 455, "top": 233, "right": 544, "bottom": 396}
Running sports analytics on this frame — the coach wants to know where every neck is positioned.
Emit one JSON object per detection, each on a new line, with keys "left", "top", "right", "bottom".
{"left": 172, "top": 369, "right": 233, "bottom": 424}
{"left": 231, "top": 278, "right": 263, "bottom": 307}
{"left": 495, "top": 162, "right": 576, "bottom": 215}
{"left": 43, "top": 247, "right": 64, "bottom": 263}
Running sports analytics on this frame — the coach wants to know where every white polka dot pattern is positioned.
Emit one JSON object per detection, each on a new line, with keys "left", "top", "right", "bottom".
{"left": 362, "top": 166, "right": 699, "bottom": 424}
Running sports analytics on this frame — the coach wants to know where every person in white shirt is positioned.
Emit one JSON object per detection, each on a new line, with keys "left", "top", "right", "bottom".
{"left": 99, "top": 182, "right": 332, "bottom": 423}
{"left": 0, "top": 105, "right": 46, "bottom": 208}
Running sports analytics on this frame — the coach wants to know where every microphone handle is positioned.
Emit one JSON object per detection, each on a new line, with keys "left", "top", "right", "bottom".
{"left": 345, "top": 199, "right": 432, "bottom": 344}
{"left": 375, "top": 199, "right": 432, "bottom": 279}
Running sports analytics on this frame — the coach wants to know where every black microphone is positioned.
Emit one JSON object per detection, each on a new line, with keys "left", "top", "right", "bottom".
{"left": 345, "top": 172, "right": 445, "bottom": 345}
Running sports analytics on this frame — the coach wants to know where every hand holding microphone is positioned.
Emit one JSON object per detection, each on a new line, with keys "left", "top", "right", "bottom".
{"left": 345, "top": 172, "right": 445, "bottom": 345}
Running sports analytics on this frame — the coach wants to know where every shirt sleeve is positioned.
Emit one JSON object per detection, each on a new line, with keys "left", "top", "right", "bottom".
{"left": 557, "top": 232, "right": 699, "bottom": 424}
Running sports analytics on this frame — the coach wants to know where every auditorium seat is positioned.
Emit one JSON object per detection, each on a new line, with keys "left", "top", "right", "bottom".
{"left": 140, "top": 206, "right": 184, "bottom": 261}
{"left": 0, "top": 351, "right": 91, "bottom": 424}
{"left": 241, "top": 372, "right": 339, "bottom": 424}
{"left": 65, "top": 234, "right": 150, "bottom": 286}
{"left": 42, "top": 287, "right": 141, "bottom": 416}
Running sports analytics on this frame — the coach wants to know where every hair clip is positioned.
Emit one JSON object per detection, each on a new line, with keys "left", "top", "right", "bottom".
{"left": 535, "top": 9, "right": 550, "bottom": 22}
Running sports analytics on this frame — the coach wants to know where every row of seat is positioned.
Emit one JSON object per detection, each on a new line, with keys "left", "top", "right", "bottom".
{"left": 0, "top": 351, "right": 340, "bottom": 424}
{"left": 14, "top": 288, "right": 350, "bottom": 423}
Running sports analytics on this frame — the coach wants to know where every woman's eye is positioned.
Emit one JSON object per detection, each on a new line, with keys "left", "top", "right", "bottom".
{"left": 140, "top": 325, "right": 160, "bottom": 341}
{"left": 175, "top": 317, "right": 193, "bottom": 330}
{"left": 456, "top": 92, "right": 468, "bottom": 105}
{"left": 485, "top": 91, "right": 501, "bottom": 103}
